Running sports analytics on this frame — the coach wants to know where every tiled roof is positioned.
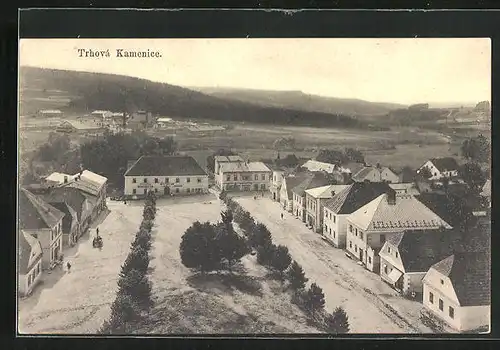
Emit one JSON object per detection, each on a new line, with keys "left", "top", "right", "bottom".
{"left": 352, "top": 166, "right": 379, "bottom": 182}
{"left": 18, "top": 230, "right": 43, "bottom": 274}
{"left": 348, "top": 193, "right": 452, "bottom": 232}
{"left": 284, "top": 173, "right": 312, "bottom": 199}
{"left": 415, "top": 192, "right": 477, "bottom": 229}
{"left": 431, "top": 252, "right": 491, "bottom": 306}
{"left": 19, "top": 188, "right": 65, "bottom": 230}
{"left": 124, "top": 156, "right": 207, "bottom": 177}
{"left": 430, "top": 157, "right": 459, "bottom": 172}
{"left": 324, "top": 182, "right": 395, "bottom": 214}
{"left": 292, "top": 172, "right": 331, "bottom": 196}
{"left": 305, "top": 184, "right": 349, "bottom": 199}
{"left": 395, "top": 229, "right": 463, "bottom": 273}
{"left": 219, "top": 161, "right": 271, "bottom": 173}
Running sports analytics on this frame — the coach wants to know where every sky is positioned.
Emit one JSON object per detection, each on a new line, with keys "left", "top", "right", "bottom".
{"left": 19, "top": 38, "right": 491, "bottom": 105}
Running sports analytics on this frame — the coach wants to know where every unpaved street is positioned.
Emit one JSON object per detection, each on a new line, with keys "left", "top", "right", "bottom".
{"left": 236, "top": 195, "right": 434, "bottom": 334}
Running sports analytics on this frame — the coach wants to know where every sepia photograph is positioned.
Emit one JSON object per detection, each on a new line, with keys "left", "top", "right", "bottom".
{"left": 17, "top": 37, "right": 491, "bottom": 335}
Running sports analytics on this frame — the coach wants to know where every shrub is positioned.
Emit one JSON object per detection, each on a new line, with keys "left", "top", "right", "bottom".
{"left": 131, "top": 229, "right": 152, "bottom": 252}
{"left": 143, "top": 206, "right": 156, "bottom": 221}
{"left": 248, "top": 223, "right": 273, "bottom": 249}
{"left": 325, "top": 307, "right": 350, "bottom": 334}
{"left": 117, "top": 268, "right": 153, "bottom": 311}
{"left": 180, "top": 221, "right": 222, "bottom": 272}
{"left": 99, "top": 294, "right": 142, "bottom": 334}
{"left": 287, "top": 260, "right": 308, "bottom": 290}
{"left": 140, "top": 219, "right": 153, "bottom": 233}
{"left": 256, "top": 243, "right": 277, "bottom": 266}
{"left": 121, "top": 245, "right": 150, "bottom": 275}
{"left": 303, "top": 283, "right": 326, "bottom": 314}
{"left": 269, "top": 245, "right": 292, "bottom": 277}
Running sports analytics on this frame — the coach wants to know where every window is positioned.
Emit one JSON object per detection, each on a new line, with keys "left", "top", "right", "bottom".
{"left": 449, "top": 306, "right": 454, "bottom": 319}
{"left": 254, "top": 174, "right": 258, "bottom": 180}
{"left": 355, "top": 229, "right": 358, "bottom": 237}
{"left": 133, "top": 189, "right": 137, "bottom": 194}
{"left": 143, "top": 178, "right": 148, "bottom": 183}
{"left": 355, "top": 245, "right": 358, "bottom": 252}
{"left": 395, "top": 252, "right": 398, "bottom": 258}
{"left": 388, "top": 247, "right": 391, "bottom": 253}
{"left": 384, "top": 264, "right": 388, "bottom": 274}
{"left": 439, "top": 299, "right": 444, "bottom": 311}
{"left": 333, "top": 231, "right": 335, "bottom": 238}
{"left": 349, "top": 225, "right": 353, "bottom": 232}
{"left": 176, "top": 178, "right": 180, "bottom": 183}
{"left": 429, "top": 292, "right": 434, "bottom": 303}
{"left": 360, "top": 231, "right": 364, "bottom": 240}
{"left": 368, "top": 256, "right": 372, "bottom": 264}
{"left": 187, "top": 188, "right": 191, "bottom": 193}
{"left": 154, "top": 178, "right": 159, "bottom": 183}
{"left": 234, "top": 175, "right": 237, "bottom": 181}
{"left": 349, "top": 241, "right": 352, "bottom": 248}
{"left": 166, "top": 178, "right": 169, "bottom": 183}
{"left": 261, "top": 174, "right": 265, "bottom": 180}
{"left": 197, "top": 178, "right": 202, "bottom": 183}
{"left": 175, "top": 188, "right": 180, "bottom": 193}
{"left": 333, "top": 215, "right": 336, "bottom": 223}
{"left": 132, "top": 178, "right": 137, "bottom": 183}
{"left": 440, "top": 279, "right": 444, "bottom": 285}
{"left": 187, "top": 178, "right": 191, "bottom": 183}
{"left": 227, "top": 175, "right": 231, "bottom": 181}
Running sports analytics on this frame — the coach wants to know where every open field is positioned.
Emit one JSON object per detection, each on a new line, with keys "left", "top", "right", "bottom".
{"left": 235, "top": 195, "right": 439, "bottom": 334}
{"left": 18, "top": 194, "right": 323, "bottom": 334}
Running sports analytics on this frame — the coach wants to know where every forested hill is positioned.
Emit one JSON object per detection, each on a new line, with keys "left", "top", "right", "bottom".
{"left": 191, "top": 87, "right": 406, "bottom": 117}
{"left": 20, "top": 66, "right": 374, "bottom": 129}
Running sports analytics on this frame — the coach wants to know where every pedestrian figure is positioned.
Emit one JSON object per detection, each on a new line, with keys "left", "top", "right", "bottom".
{"left": 96, "top": 227, "right": 99, "bottom": 237}
{"left": 281, "top": 213, "right": 284, "bottom": 220}
{"left": 66, "top": 261, "right": 72, "bottom": 272}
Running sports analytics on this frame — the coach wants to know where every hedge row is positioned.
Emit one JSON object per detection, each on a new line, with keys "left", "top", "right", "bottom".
{"left": 99, "top": 191, "right": 158, "bottom": 334}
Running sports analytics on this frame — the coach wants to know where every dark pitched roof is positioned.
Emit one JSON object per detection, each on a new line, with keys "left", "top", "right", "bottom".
{"left": 284, "top": 173, "right": 312, "bottom": 199}
{"left": 19, "top": 188, "right": 65, "bottom": 230}
{"left": 432, "top": 252, "right": 491, "bottom": 306}
{"left": 430, "top": 157, "right": 459, "bottom": 172}
{"left": 324, "top": 182, "right": 395, "bottom": 214}
{"left": 27, "top": 186, "right": 87, "bottom": 222}
{"left": 396, "top": 229, "right": 463, "bottom": 273}
{"left": 415, "top": 192, "right": 477, "bottom": 229}
{"left": 292, "top": 172, "right": 330, "bottom": 196}
{"left": 124, "top": 156, "right": 207, "bottom": 177}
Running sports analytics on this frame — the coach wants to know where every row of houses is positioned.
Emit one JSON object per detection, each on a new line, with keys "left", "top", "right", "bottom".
{"left": 18, "top": 170, "right": 108, "bottom": 297}
{"left": 269, "top": 156, "right": 490, "bottom": 332}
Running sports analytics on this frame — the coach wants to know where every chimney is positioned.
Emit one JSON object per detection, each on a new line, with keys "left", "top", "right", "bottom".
{"left": 387, "top": 191, "right": 396, "bottom": 205}
{"left": 64, "top": 176, "right": 68, "bottom": 183}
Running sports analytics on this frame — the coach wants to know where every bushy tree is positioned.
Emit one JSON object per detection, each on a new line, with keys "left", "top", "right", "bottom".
{"left": 132, "top": 229, "right": 152, "bottom": 251}
{"left": 122, "top": 245, "right": 150, "bottom": 275}
{"left": 180, "top": 221, "right": 221, "bottom": 273}
{"left": 418, "top": 166, "right": 433, "bottom": 179}
{"left": 269, "top": 245, "right": 292, "bottom": 277}
{"left": 215, "top": 223, "right": 250, "bottom": 269}
{"left": 461, "top": 134, "right": 490, "bottom": 163}
{"left": 143, "top": 206, "right": 156, "bottom": 221}
{"left": 234, "top": 209, "right": 256, "bottom": 233}
{"left": 287, "top": 261, "right": 308, "bottom": 290}
{"left": 257, "top": 243, "right": 277, "bottom": 266}
{"left": 325, "top": 307, "right": 350, "bottom": 334}
{"left": 459, "top": 162, "right": 486, "bottom": 191}
{"left": 304, "top": 283, "right": 326, "bottom": 314}
{"left": 316, "top": 149, "right": 345, "bottom": 165}
{"left": 249, "top": 223, "right": 273, "bottom": 249}
{"left": 343, "top": 148, "right": 364, "bottom": 163}
{"left": 117, "top": 268, "right": 153, "bottom": 311}
{"left": 140, "top": 219, "right": 153, "bottom": 233}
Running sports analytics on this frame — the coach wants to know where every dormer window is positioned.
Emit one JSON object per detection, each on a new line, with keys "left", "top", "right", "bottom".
{"left": 440, "top": 279, "right": 444, "bottom": 285}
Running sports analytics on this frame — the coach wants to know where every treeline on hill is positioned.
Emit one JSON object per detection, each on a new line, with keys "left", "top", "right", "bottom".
{"left": 21, "top": 67, "right": 371, "bottom": 129}
{"left": 80, "top": 131, "right": 176, "bottom": 190}
{"left": 99, "top": 191, "right": 157, "bottom": 334}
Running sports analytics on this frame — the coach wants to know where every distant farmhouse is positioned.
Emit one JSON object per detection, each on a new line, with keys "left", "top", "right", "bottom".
{"left": 124, "top": 155, "right": 208, "bottom": 197}
{"left": 417, "top": 157, "right": 460, "bottom": 180}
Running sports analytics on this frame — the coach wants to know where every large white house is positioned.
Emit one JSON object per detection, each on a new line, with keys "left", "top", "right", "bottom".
{"left": 323, "top": 182, "right": 394, "bottom": 248}
{"left": 124, "top": 155, "right": 208, "bottom": 197}
{"left": 417, "top": 157, "right": 460, "bottom": 180}
{"left": 304, "top": 184, "right": 349, "bottom": 233}
{"left": 345, "top": 192, "right": 452, "bottom": 273}
{"left": 422, "top": 252, "right": 490, "bottom": 332}
{"left": 216, "top": 160, "right": 272, "bottom": 192}
{"left": 18, "top": 230, "right": 43, "bottom": 296}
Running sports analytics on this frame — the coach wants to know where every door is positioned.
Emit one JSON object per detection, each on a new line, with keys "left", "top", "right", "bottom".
{"left": 164, "top": 186, "right": 170, "bottom": 196}
{"left": 359, "top": 250, "right": 364, "bottom": 263}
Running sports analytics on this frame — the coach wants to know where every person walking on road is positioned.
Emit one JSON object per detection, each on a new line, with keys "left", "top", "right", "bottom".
{"left": 66, "top": 261, "right": 72, "bottom": 272}
{"left": 281, "top": 213, "right": 284, "bottom": 220}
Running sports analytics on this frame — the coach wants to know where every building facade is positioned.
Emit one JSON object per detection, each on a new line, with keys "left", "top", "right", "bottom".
{"left": 124, "top": 156, "right": 209, "bottom": 197}
{"left": 305, "top": 184, "right": 349, "bottom": 233}
{"left": 18, "top": 230, "right": 43, "bottom": 296}
{"left": 216, "top": 161, "right": 272, "bottom": 192}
